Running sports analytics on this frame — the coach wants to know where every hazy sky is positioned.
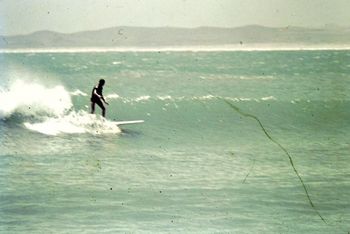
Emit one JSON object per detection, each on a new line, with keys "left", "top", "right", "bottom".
{"left": 0, "top": 0, "right": 349, "bottom": 35}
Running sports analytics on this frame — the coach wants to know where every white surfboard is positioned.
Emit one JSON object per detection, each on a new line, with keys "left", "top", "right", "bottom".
{"left": 114, "top": 120, "right": 144, "bottom": 126}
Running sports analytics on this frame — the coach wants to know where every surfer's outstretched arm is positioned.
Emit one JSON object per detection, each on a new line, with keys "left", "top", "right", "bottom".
{"left": 101, "top": 96, "right": 109, "bottom": 105}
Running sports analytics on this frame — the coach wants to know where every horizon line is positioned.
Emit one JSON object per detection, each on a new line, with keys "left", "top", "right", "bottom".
{"left": 1, "top": 45, "right": 350, "bottom": 53}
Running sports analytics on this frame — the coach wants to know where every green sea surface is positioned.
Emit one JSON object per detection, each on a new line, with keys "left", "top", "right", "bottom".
{"left": 0, "top": 50, "right": 350, "bottom": 233}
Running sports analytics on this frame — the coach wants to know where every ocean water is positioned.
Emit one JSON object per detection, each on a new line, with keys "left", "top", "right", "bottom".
{"left": 0, "top": 50, "right": 349, "bottom": 233}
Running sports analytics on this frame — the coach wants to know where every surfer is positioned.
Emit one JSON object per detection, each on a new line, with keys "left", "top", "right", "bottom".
{"left": 90, "top": 79, "right": 109, "bottom": 117}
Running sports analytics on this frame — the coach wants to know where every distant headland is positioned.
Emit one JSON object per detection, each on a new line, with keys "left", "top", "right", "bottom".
{"left": 1, "top": 25, "right": 350, "bottom": 51}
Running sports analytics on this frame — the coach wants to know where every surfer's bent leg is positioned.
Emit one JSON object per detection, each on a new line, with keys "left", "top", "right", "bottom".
{"left": 95, "top": 100, "right": 106, "bottom": 117}
{"left": 91, "top": 102, "right": 95, "bottom": 114}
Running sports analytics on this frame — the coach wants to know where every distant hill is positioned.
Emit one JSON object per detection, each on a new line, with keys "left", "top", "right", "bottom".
{"left": 1, "top": 25, "right": 350, "bottom": 49}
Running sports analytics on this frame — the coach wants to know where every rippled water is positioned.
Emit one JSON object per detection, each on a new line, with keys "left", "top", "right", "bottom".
{"left": 0, "top": 50, "right": 349, "bottom": 233}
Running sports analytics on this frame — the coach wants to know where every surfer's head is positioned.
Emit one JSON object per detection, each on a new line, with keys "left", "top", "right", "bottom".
{"left": 99, "top": 79, "right": 105, "bottom": 86}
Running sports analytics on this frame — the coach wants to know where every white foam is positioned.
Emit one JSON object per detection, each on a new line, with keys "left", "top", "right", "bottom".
{"left": 135, "top": 95, "right": 151, "bottom": 102}
{"left": 157, "top": 95, "right": 172, "bottom": 101}
{"left": 0, "top": 80, "right": 72, "bottom": 118}
{"left": 239, "top": 98, "right": 252, "bottom": 101}
{"left": 106, "top": 93, "right": 120, "bottom": 99}
{"left": 223, "top": 96, "right": 277, "bottom": 102}
{"left": 24, "top": 118, "right": 85, "bottom": 135}
{"left": 71, "top": 89, "right": 88, "bottom": 96}
{"left": 114, "top": 95, "right": 278, "bottom": 103}
{"left": 24, "top": 111, "right": 121, "bottom": 136}
{"left": 261, "top": 96, "right": 277, "bottom": 101}
{"left": 193, "top": 95, "right": 215, "bottom": 100}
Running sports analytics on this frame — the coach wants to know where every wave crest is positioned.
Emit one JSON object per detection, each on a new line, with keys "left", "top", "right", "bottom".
{"left": 0, "top": 80, "right": 72, "bottom": 119}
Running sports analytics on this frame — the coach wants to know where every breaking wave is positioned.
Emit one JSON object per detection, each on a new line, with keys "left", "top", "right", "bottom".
{"left": 0, "top": 80, "right": 72, "bottom": 118}
{"left": 0, "top": 80, "right": 121, "bottom": 136}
